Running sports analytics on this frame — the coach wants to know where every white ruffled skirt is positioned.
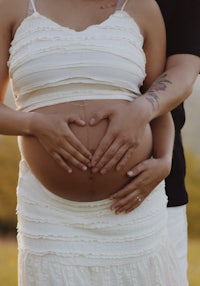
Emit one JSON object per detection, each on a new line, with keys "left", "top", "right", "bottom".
{"left": 17, "top": 160, "right": 184, "bottom": 285}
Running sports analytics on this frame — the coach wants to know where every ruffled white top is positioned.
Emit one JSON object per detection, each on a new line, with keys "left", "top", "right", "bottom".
{"left": 8, "top": 3, "right": 146, "bottom": 111}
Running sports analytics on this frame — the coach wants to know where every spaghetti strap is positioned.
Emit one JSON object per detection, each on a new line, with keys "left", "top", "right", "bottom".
{"left": 121, "top": 0, "right": 129, "bottom": 11}
{"left": 115, "top": 0, "right": 125, "bottom": 10}
{"left": 29, "top": 0, "right": 37, "bottom": 12}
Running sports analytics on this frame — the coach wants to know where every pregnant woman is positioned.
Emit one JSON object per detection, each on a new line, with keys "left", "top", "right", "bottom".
{"left": 0, "top": 0, "right": 184, "bottom": 285}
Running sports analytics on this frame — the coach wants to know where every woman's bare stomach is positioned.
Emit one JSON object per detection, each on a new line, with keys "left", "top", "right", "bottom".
{"left": 19, "top": 100, "right": 153, "bottom": 202}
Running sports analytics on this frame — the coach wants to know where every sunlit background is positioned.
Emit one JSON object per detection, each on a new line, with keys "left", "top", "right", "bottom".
{"left": 0, "top": 77, "right": 200, "bottom": 285}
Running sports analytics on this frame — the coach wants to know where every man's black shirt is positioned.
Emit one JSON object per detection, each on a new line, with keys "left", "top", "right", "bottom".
{"left": 156, "top": 0, "right": 200, "bottom": 206}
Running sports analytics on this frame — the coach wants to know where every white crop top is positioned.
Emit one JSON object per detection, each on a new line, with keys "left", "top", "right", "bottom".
{"left": 8, "top": 0, "right": 146, "bottom": 112}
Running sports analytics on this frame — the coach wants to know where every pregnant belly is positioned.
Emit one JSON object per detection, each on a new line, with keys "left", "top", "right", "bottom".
{"left": 19, "top": 100, "right": 153, "bottom": 201}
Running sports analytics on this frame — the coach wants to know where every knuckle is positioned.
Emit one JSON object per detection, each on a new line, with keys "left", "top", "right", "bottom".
{"left": 136, "top": 178, "right": 142, "bottom": 186}
{"left": 125, "top": 137, "right": 133, "bottom": 145}
{"left": 123, "top": 151, "right": 132, "bottom": 162}
{"left": 70, "top": 148, "right": 78, "bottom": 157}
{"left": 119, "top": 134, "right": 128, "bottom": 144}
{"left": 106, "top": 163, "right": 114, "bottom": 171}
{"left": 63, "top": 152, "right": 70, "bottom": 161}
{"left": 115, "top": 155, "right": 123, "bottom": 163}
{"left": 64, "top": 133, "right": 70, "bottom": 141}
{"left": 111, "top": 129, "right": 118, "bottom": 138}
{"left": 118, "top": 157, "right": 128, "bottom": 168}
{"left": 117, "top": 161, "right": 124, "bottom": 169}
{"left": 122, "top": 154, "right": 129, "bottom": 163}
{"left": 120, "top": 198, "right": 127, "bottom": 205}
{"left": 132, "top": 138, "right": 140, "bottom": 148}
{"left": 69, "top": 156, "right": 78, "bottom": 165}
{"left": 51, "top": 151, "right": 59, "bottom": 159}
{"left": 116, "top": 200, "right": 124, "bottom": 208}
{"left": 104, "top": 161, "right": 113, "bottom": 169}
{"left": 115, "top": 191, "right": 123, "bottom": 198}
{"left": 122, "top": 155, "right": 130, "bottom": 164}
{"left": 105, "top": 152, "right": 113, "bottom": 161}
{"left": 126, "top": 203, "right": 133, "bottom": 210}
{"left": 98, "top": 162, "right": 104, "bottom": 169}
{"left": 127, "top": 148, "right": 134, "bottom": 157}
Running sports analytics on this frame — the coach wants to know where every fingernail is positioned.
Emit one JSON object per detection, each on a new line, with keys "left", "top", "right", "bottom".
{"left": 82, "top": 166, "right": 87, "bottom": 171}
{"left": 100, "top": 169, "right": 107, "bottom": 174}
{"left": 116, "top": 166, "right": 121, "bottom": 171}
{"left": 127, "top": 170, "right": 134, "bottom": 177}
{"left": 90, "top": 118, "right": 95, "bottom": 125}
{"left": 68, "top": 169, "right": 72, "bottom": 173}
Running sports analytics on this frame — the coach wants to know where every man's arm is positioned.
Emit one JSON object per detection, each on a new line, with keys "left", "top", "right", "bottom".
{"left": 89, "top": 55, "right": 200, "bottom": 173}
{"left": 99, "top": 55, "right": 199, "bottom": 213}
{"left": 142, "top": 54, "right": 200, "bottom": 119}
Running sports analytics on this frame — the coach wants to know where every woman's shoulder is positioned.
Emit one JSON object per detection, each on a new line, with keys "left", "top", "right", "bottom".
{"left": 0, "top": 0, "right": 28, "bottom": 34}
{"left": 126, "top": 0, "right": 164, "bottom": 38}
{"left": 128, "top": 0, "right": 162, "bottom": 17}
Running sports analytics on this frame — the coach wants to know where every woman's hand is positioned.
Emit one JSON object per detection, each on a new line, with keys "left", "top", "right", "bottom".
{"left": 110, "top": 157, "right": 171, "bottom": 214}
{"left": 29, "top": 112, "right": 92, "bottom": 173}
{"left": 89, "top": 99, "right": 151, "bottom": 174}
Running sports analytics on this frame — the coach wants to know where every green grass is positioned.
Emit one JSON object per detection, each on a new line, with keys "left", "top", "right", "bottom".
{"left": 0, "top": 238, "right": 17, "bottom": 286}
{"left": 0, "top": 238, "right": 200, "bottom": 285}
{"left": 188, "top": 238, "right": 200, "bottom": 286}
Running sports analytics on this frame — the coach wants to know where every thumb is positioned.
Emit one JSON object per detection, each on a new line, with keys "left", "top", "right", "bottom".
{"left": 89, "top": 109, "right": 112, "bottom": 126}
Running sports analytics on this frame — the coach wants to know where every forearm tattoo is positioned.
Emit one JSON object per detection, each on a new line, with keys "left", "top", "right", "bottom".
{"left": 146, "top": 74, "right": 172, "bottom": 111}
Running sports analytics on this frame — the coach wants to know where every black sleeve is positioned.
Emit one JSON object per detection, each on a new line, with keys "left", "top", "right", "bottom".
{"left": 157, "top": 0, "right": 200, "bottom": 57}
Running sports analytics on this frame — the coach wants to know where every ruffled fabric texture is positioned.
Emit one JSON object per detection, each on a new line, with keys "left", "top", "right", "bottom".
{"left": 8, "top": 10, "right": 146, "bottom": 111}
{"left": 16, "top": 160, "right": 184, "bottom": 286}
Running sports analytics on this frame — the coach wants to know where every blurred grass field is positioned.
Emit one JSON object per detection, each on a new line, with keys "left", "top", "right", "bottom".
{"left": 0, "top": 237, "right": 200, "bottom": 285}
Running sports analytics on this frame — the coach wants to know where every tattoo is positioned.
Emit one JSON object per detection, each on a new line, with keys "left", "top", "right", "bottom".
{"left": 146, "top": 73, "right": 172, "bottom": 111}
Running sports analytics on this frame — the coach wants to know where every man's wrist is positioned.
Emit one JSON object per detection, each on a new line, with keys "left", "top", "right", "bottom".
{"left": 130, "top": 96, "right": 155, "bottom": 123}
{"left": 141, "top": 73, "right": 174, "bottom": 119}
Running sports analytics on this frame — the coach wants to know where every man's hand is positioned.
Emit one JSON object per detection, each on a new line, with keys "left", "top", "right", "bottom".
{"left": 30, "top": 112, "right": 92, "bottom": 173}
{"left": 110, "top": 157, "right": 171, "bottom": 214}
{"left": 89, "top": 99, "right": 151, "bottom": 174}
